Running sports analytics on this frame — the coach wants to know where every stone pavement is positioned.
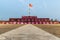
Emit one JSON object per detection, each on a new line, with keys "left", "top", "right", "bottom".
{"left": 0, "top": 24, "right": 60, "bottom": 40}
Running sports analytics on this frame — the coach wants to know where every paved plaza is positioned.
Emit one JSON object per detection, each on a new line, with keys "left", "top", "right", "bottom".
{"left": 0, "top": 24, "right": 60, "bottom": 40}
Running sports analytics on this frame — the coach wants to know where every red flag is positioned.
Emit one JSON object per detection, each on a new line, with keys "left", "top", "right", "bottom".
{"left": 29, "top": 3, "right": 32, "bottom": 8}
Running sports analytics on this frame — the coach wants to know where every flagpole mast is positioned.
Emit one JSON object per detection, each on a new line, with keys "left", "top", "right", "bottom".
{"left": 28, "top": 3, "right": 32, "bottom": 16}
{"left": 29, "top": 6, "right": 30, "bottom": 16}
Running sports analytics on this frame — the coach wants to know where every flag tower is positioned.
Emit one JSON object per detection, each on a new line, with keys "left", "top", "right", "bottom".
{"left": 28, "top": 3, "right": 32, "bottom": 16}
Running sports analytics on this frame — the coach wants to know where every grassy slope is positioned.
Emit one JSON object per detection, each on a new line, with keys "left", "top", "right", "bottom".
{"left": 0, "top": 24, "right": 24, "bottom": 34}
{"left": 33, "top": 24, "right": 60, "bottom": 38}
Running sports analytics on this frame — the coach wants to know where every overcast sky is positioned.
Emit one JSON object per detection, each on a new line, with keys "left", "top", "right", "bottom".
{"left": 0, "top": 0, "right": 60, "bottom": 20}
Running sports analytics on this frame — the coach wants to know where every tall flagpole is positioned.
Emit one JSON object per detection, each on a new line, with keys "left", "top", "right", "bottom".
{"left": 28, "top": 3, "right": 32, "bottom": 16}
{"left": 29, "top": 6, "right": 30, "bottom": 16}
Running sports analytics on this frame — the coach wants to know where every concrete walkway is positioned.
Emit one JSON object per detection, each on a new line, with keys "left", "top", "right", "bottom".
{"left": 0, "top": 24, "right": 60, "bottom": 40}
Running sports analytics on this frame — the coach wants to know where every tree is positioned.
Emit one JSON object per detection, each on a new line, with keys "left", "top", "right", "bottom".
{"left": 54, "top": 19, "right": 58, "bottom": 21}
{"left": 51, "top": 19, "right": 53, "bottom": 21}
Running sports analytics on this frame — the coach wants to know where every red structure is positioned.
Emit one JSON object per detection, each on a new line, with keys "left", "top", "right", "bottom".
{"left": 0, "top": 16, "right": 59, "bottom": 24}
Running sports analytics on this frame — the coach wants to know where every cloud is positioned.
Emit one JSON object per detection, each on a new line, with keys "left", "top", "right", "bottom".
{"left": 19, "top": 0, "right": 28, "bottom": 4}
{"left": 41, "top": 0, "right": 47, "bottom": 8}
{"left": 42, "top": 0, "right": 47, "bottom": 8}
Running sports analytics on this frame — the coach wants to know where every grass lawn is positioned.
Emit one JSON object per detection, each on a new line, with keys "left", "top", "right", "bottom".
{"left": 0, "top": 24, "right": 24, "bottom": 34}
{"left": 33, "top": 24, "right": 60, "bottom": 38}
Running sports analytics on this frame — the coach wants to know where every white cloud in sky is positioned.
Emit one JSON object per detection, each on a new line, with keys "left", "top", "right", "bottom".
{"left": 39, "top": 0, "right": 47, "bottom": 9}
{"left": 42, "top": 0, "right": 47, "bottom": 8}
{"left": 19, "top": 0, "right": 28, "bottom": 4}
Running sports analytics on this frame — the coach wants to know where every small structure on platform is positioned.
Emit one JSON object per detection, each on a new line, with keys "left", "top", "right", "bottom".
{"left": 0, "top": 16, "right": 59, "bottom": 24}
